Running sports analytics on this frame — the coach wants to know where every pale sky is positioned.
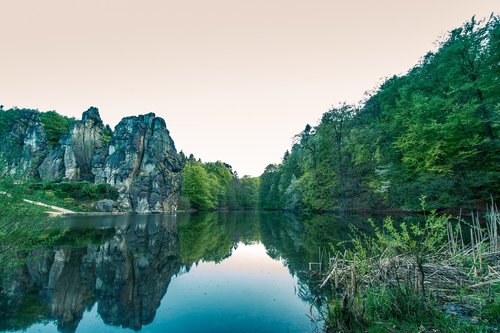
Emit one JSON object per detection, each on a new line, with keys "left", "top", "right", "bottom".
{"left": 0, "top": 1, "right": 497, "bottom": 176}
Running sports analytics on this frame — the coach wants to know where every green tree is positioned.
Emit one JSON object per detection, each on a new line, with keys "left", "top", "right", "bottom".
{"left": 258, "top": 164, "right": 282, "bottom": 210}
{"left": 204, "top": 161, "right": 233, "bottom": 208}
{"left": 39, "top": 111, "right": 74, "bottom": 147}
{"left": 181, "top": 161, "right": 217, "bottom": 210}
{"left": 259, "top": 16, "right": 499, "bottom": 211}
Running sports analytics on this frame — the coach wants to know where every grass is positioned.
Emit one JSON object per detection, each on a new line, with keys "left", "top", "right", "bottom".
{"left": 24, "top": 191, "right": 91, "bottom": 212}
{"left": 23, "top": 180, "right": 120, "bottom": 212}
{"left": 0, "top": 179, "right": 66, "bottom": 282}
{"left": 325, "top": 273, "right": 499, "bottom": 333}
{"left": 321, "top": 197, "right": 500, "bottom": 332}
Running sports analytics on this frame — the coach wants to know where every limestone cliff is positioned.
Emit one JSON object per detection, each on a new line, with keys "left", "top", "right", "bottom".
{"left": 0, "top": 110, "right": 48, "bottom": 176}
{"left": 94, "top": 219, "right": 180, "bottom": 329}
{"left": 0, "top": 219, "right": 181, "bottom": 332}
{"left": 38, "top": 107, "right": 105, "bottom": 182}
{"left": 92, "top": 113, "right": 182, "bottom": 213}
{"left": 35, "top": 107, "right": 182, "bottom": 213}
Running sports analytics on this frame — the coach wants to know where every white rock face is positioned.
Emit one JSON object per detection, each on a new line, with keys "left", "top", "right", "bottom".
{"left": 37, "top": 108, "right": 183, "bottom": 213}
{"left": 92, "top": 113, "right": 182, "bottom": 213}
{"left": 64, "top": 107, "right": 105, "bottom": 181}
{"left": 0, "top": 110, "right": 48, "bottom": 176}
{"left": 39, "top": 107, "right": 105, "bottom": 182}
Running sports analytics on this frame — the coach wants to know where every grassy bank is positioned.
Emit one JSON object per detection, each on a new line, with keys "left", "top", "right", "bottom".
{"left": 23, "top": 180, "right": 119, "bottom": 212}
{"left": 321, "top": 199, "right": 499, "bottom": 332}
{"left": 0, "top": 179, "right": 64, "bottom": 281}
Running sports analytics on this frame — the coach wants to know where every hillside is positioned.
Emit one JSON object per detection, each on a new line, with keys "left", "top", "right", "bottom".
{"left": 259, "top": 16, "right": 499, "bottom": 211}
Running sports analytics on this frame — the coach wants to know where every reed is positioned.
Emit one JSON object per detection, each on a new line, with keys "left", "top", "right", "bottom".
{"left": 319, "top": 201, "right": 500, "bottom": 332}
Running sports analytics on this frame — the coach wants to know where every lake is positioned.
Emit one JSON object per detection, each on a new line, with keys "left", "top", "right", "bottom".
{"left": 0, "top": 212, "right": 379, "bottom": 333}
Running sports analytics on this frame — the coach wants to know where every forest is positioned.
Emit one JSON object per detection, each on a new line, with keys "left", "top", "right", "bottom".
{"left": 179, "top": 157, "right": 259, "bottom": 211}
{"left": 0, "top": 14, "right": 499, "bottom": 333}
{"left": 1, "top": 16, "right": 498, "bottom": 215}
{"left": 259, "top": 16, "right": 499, "bottom": 212}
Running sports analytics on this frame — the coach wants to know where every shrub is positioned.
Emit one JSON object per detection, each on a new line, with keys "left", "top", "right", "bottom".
{"left": 325, "top": 197, "right": 450, "bottom": 331}
{"left": 0, "top": 109, "right": 21, "bottom": 134}
{"left": 29, "top": 181, "right": 118, "bottom": 201}
{"left": 44, "top": 190, "right": 55, "bottom": 199}
{"left": 63, "top": 197, "right": 75, "bottom": 205}
{"left": 39, "top": 111, "right": 73, "bottom": 147}
{"left": 177, "top": 195, "right": 192, "bottom": 210}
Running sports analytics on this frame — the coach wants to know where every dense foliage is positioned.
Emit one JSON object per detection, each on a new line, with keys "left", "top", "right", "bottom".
{"left": 39, "top": 111, "right": 74, "bottom": 146}
{"left": 27, "top": 181, "right": 119, "bottom": 201}
{"left": 0, "top": 107, "right": 74, "bottom": 147}
{"left": 0, "top": 107, "right": 21, "bottom": 134}
{"left": 180, "top": 159, "right": 259, "bottom": 211}
{"left": 324, "top": 201, "right": 499, "bottom": 332}
{"left": 259, "top": 16, "right": 499, "bottom": 211}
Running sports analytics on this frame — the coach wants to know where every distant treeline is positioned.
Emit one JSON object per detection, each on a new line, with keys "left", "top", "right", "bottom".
{"left": 259, "top": 16, "right": 499, "bottom": 211}
{"left": 179, "top": 156, "right": 259, "bottom": 211}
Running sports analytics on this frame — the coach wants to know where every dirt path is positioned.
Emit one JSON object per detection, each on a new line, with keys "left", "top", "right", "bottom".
{"left": 22, "top": 199, "right": 76, "bottom": 216}
{"left": 1, "top": 191, "right": 76, "bottom": 216}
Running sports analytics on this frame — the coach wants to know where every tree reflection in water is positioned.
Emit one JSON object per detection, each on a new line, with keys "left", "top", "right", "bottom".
{"left": 0, "top": 212, "right": 378, "bottom": 332}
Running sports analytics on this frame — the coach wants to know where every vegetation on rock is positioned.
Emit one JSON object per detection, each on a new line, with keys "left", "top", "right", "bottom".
{"left": 39, "top": 111, "right": 74, "bottom": 147}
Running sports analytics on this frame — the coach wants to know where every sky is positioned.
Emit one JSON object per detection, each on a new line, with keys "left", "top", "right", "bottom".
{"left": 0, "top": 1, "right": 497, "bottom": 176}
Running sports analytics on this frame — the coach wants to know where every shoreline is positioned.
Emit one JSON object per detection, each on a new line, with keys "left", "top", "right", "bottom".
{"left": 51, "top": 207, "right": 489, "bottom": 217}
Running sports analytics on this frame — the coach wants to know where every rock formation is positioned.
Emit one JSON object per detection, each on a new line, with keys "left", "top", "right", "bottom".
{"left": 37, "top": 142, "right": 66, "bottom": 180}
{"left": 0, "top": 218, "right": 181, "bottom": 332}
{"left": 38, "top": 107, "right": 106, "bottom": 182}
{"left": 94, "top": 218, "right": 180, "bottom": 329}
{"left": 36, "top": 107, "right": 182, "bottom": 213}
{"left": 94, "top": 199, "right": 119, "bottom": 212}
{"left": 0, "top": 110, "right": 48, "bottom": 176}
{"left": 92, "top": 113, "right": 182, "bottom": 213}
{"left": 64, "top": 107, "right": 106, "bottom": 181}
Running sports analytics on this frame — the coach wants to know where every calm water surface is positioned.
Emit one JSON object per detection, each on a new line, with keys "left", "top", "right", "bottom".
{"left": 1, "top": 212, "right": 378, "bottom": 333}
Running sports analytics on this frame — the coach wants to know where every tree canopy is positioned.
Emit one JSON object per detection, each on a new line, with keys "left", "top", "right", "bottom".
{"left": 259, "top": 16, "right": 499, "bottom": 211}
{"left": 180, "top": 159, "right": 259, "bottom": 211}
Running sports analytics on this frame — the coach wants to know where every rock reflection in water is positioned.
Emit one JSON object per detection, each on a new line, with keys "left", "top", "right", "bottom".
{"left": 1, "top": 212, "right": 380, "bottom": 332}
{"left": 1, "top": 215, "right": 180, "bottom": 332}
